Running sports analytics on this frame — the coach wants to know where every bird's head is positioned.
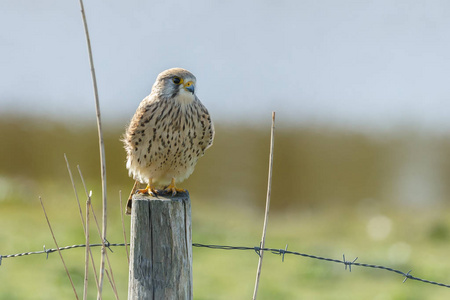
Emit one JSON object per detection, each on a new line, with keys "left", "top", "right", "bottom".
{"left": 152, "top": 68, "right": 197, "bottom": 104}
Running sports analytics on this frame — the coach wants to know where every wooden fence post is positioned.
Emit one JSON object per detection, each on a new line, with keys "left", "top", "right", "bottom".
{"left": 127, "top": 192, "right": 193, "bottom": 300}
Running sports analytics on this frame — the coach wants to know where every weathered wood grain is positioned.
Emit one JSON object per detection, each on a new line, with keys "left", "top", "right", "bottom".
{"left": 128, "top": 192, "right": 192, "bottom": 300}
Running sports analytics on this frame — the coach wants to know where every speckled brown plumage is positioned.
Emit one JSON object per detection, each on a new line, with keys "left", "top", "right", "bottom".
{"left": 124, "top": 68, "right": 214, "bottom": 213}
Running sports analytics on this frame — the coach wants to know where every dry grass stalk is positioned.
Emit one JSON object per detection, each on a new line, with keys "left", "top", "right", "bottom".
{"left": 89, "top": 200, "right": 119, "bottom": 299}
{"left": 77, "top": 166, "right": 101, "bottom": 292}
{"left": 83, "top": 192, "right": 92, "bottom": 300}
{"left": 77, "top": 165, "right": 90, "bottom": 197}
{"left": 77, "top": 1, "right": 108, "bottom": 297}
{"left": 119, "top": 191, "right": 130, "bottom": 265}
{"left": 64, "top": 154, "right": 85, "bottom": 229}
{"left": 252, "top": 112, "right": 276, "bottom": 300}
{"left": 105, "top": 270, "right": 119, "bottom": 300}
{"left": 39, "top": 196, "right": 79, "bottom": 300}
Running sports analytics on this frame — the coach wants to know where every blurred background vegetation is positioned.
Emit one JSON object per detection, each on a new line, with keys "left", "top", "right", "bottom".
{"left": 1, "top": 116, "right": 450, "bottom": 299}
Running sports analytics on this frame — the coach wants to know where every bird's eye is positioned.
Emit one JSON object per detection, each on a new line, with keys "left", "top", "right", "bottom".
{"left": 172, "top": 77, "right": 182, "bottom": 84}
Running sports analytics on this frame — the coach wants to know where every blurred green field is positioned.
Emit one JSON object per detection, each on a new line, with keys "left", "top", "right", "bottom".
{"left": 1, "top": 116, "right": 450, "bottom": 299}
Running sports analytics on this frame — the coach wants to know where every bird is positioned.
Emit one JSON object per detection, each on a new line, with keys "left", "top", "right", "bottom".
{"left": 123, "top": 68, "right": 214, "bottom": 214}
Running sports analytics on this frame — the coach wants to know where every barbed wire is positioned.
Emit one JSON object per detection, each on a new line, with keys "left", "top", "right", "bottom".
{"left": 192, "top": 243, "right": 450, "bottom": 288}
{"left": 1, "top": 242, "right": 449, "bottom": 289}
{"left": 0, "top": 242, "right": 125, "bottom": 262}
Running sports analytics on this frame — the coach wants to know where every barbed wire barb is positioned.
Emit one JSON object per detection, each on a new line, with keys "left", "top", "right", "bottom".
{"left": 43, "top": 245, "right": 50, "bottom": 260}
{"left": 343, "top": 254, "right": 358, "bottom": 272}
{"left": 271, "top": 244, "right": 289, "bottom": 262}
{"left": 104, "top": 239, "right": 113, "bottom": 253}
{"left": 254, "top": 246, "right": 261, "bottom": 257}
{"left": 403, "top": 270, "right": 412, "bottom": 283}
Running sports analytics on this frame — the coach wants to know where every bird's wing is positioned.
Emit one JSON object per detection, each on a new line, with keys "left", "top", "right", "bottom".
{"left": 196, "top": 100, "right": 215, "bottom": 151}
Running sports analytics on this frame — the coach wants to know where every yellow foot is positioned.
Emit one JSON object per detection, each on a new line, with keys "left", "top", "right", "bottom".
{"left": 164, "top": 178, "right": 186, "bottom": 196}
{"left": 126, "top": 180, "right": 158, "bottom": 215}
{"left": 136, "top": 183, "right": 157, "bottom": 196}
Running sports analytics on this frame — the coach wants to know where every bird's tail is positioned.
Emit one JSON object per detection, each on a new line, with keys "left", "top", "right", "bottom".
{"left": 125, "top": 180, "right": 140, "bottom": 215}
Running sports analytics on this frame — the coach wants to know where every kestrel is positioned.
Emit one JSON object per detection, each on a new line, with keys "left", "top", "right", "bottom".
{"left": 123, "top": 68, "right": 214, "bottom": 214}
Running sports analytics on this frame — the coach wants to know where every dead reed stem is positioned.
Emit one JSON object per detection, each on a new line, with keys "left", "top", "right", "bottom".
{"left": 105, "top": 270, "right": 119, "bottom": 300}
{"left": 77, "top": 1, "right": 108, "bottom": 298}
{"left": 39, "top": 196, "right": 79, "bottom": 300}
{"left": 65, "top": 154, "right": 98, "bottom": 294}
{"left": 78, "top": 166, "right": 100, "bottom": 292}
{"left": 68, "top": 162, "right": 100, "bottom": 291}
{"left": 83, "top": 193, "right": 91, "bottom": 300}
{"left": 64, "top": 154, "right": 85, "bottom": 230}
{"left": 119, "top": 191, "right": 130, "bottom": 265}
{"left": 89, "top": 201, "right": 119, "bottom": 299}
{"left": 252, "top": 112, "right": 276, "bottom": 300}
{"left": 77, "top": 165, "right": 89, "bottom": 197}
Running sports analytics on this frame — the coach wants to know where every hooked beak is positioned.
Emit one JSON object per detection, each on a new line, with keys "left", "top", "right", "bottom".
{"left": 184, "top": 81, "right": 195, "bottom": 94}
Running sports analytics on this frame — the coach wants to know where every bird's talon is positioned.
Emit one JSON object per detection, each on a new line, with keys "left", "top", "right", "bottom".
{"left": 136, "top": 188, "right": 147, "bottom": 194}
{"left": 167, "top": 187, "right": 186, "bottom": 196}
{"left": 136, "top": 184, "right": 157, "bottom": 196}
{"left": 164, "top": 178, "right": 185, "bottom": 196}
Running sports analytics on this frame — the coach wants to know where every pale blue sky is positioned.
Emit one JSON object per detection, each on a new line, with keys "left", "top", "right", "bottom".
{"left": 1, "top": 0, "right": 450, "bottom": 132}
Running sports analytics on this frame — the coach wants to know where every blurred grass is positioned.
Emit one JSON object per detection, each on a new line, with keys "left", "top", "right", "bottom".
{"left": 1, "top": 116, "right": 450, "bottom": 299}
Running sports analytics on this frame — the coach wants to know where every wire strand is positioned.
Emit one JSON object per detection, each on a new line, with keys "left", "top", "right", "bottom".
{"left": 2, "top": 242, "right": 450, "bottom": 289}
